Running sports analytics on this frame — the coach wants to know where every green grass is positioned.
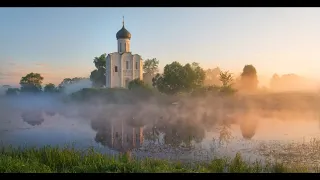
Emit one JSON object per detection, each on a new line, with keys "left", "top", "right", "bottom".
{"left": 0, "top": 145, "right": 315, "bottom": 173}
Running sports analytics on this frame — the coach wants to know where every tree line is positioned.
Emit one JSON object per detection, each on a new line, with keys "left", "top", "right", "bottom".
{"left": 89, "top": 53, "right": 259, "bottom": 95}
{"left": 5, "top": 74, "right": 87, "bottom": 96}
{"left": 150, "top": 61, "right": 258, "bottom": 95}
{"left": 5, "top": 52, "right": 259, "bottom": 96}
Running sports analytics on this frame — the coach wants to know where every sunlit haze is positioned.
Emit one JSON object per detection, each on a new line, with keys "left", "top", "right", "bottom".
{"left": 2, "top": 7, "right": 320, "bottom": 173}
{"left": 1, "top": 8, "right": 320, "bottom": 87}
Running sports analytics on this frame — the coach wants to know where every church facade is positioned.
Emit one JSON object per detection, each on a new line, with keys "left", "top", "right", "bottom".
{"left": 105, "top": 19, "right": 143, "bottom": 88}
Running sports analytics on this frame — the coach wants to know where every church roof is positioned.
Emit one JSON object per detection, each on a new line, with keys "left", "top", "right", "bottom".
{"left": 116, "top": 17, "right": 131, "bottom": 40}
{"left": 116, "top": 26, "right": 131, "bottom": 40}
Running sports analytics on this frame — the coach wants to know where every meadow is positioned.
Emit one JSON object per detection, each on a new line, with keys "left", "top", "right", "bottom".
{"left": 0, "top": 145, "right": 314, "bottom": 173}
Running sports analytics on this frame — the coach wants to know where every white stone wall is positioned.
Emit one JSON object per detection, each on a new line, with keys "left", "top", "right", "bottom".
{"left": 106, "top": 54, "right": 111, "bottom": 88}
{"left": 106, "top": 53, "right": 121, "bottom": 88}
{"left": 106, "top": 52, "right": 144, "bottom": 88}
{"left": 117, "top": 39, "right": 131, "bottom": 53}
{"left": 133, "top": 54, "right": 143, "bottom": 81}
{"left": 105, "top": 32, "right": 144, "bottom": 88}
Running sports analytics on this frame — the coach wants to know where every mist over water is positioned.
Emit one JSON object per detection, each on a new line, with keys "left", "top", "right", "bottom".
{"left": 62, "top": 79, "right": 92, "bottom": 95}
{"left": 0, "top": 88, "right": 6, "bottom": 96}
{"left": 1, "top": 80, "right": 320, "bottom": 167}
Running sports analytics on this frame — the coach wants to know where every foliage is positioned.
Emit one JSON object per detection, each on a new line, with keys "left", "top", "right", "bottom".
{"left": 19, "top": 73, "right": 44, "bottom": 93}
{"left": 90, "top": 69, "right": 106, "bottom": 88}
{"left": 59, "top": 77, "right": 86, "bottom": 86}
{"left": 5, "top": 88, "right": 20, "bottom": 96}
{"left": 143, "top": 58, "right": 159, "bottom": 74}
{"left": 241, "top": 64, "right": 257, "bottom": 77}
{"left": 128, "top": 78, "right": 149, "bottom": 90}
{"left": 218, "top": 71, "right": 237, "bottom": 95}
{"left": 44, "top": 83, "right": 58, "bottom": 93}
{"left": 204, "top": 67, "right": 221, "bottom": 86}
{"left": 191, "top": 85, "right": 220, "bottom": 96}
{"left": 152, "top": 61, "right": 205, "bottom": 95}
{"left": 240, "top": 65, "right": 258, "bottom": 92}
{"left": 90, "top": 53, "right": 107, "bottom": 87}
{"left": 58, "top": 77, "right": 87, "bottom": 92}
{"left": 219, "top": 71, "right": 233, "bottom": 87}
{"left": 93, "top": 53, "right": 107, "bottom": 70}
{"left": 190, "top": 62, "right": 206, "bottom": 87}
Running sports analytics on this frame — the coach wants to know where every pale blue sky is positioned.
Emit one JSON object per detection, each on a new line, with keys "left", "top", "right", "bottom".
{"left": 1, "top": 8, "right": 320, "bottom": 86}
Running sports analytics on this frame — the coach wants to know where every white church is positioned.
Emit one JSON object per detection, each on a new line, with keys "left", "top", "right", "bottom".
{"left": 105, "top": 18, "right": 143, "bottom": 88}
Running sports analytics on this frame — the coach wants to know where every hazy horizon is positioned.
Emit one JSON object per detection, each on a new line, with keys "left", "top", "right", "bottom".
{"left": 1, "top": 8, "right": 320, "bottom": 88}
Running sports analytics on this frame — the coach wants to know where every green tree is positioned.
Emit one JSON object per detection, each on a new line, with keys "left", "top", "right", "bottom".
{"left": 93, "top": 53, "right": 107, "bottom": 69}
{"left": 90, "top": 53, "right": 107, "bottom": 87}
{"left": 240, "top": 65, "right": 258, "bottom": 92}
{"left": 44, "top": 83, "right": 57, "bottom": 93}
{"left": 152, "top": 73, "right": 162, "bottom": 88}
{"left": 152, "top": 61, "right": 205, "bottom": 95}
{"left": 219, "top": 71, "right": 237, "bottom": 94}
{"left": 58, "top": 78, "right": 71, "bottom": 90}
{"left": 90, "top": 69, "right": 106, "bottom": 87}
{"left": 5, "top": 88, "right": 20, "bottom": 96}
{"left": 204, "top": 67, "right": 221, "bottom": 86}
{"left": 58, "top": 77, "right": 87, "bottom": 92}
{"left": 19, "top": 73, "right": 44, "bottom": 93}
{"left": 190, "top": 62, "right": 206, "bottom": 88}
{"left": 143, "top": 58, "right": 159, "bottom": 75}
{"left": 219, "top": 71, "right": 233, "bottom": 87}
{"left": 128, "top": 78, "right": 148, "bottom": 90}
{"left": 152, "top": 61, "right": 184, "bottom": 94}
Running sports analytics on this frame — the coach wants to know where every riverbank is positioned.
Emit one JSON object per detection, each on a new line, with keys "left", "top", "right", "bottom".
{"left": 0, "top": 145, "right": 314, "bottom": 173}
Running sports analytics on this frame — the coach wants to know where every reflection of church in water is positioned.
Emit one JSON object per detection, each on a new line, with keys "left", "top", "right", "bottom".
{"left": 94, "top": 119, "right": 144, "bottom": 152}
